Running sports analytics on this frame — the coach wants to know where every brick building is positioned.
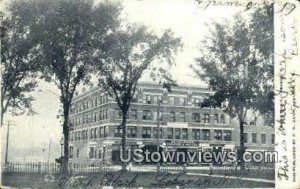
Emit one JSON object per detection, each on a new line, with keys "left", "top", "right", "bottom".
{"left": 68, "top": 82, "right": 274, "bottom": 165}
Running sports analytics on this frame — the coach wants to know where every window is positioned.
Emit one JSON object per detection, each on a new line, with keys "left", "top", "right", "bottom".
{"left": 250, "top": 117, "right": 257, "bottom": 125}
{"left": 202, "top": 129, "right": 210, "bottom": 140}
{"left": 179, "top": 97, "right": 186, "bottom": 106}
{"left": 102, "top": 109, "right": 106, "bottom": 120}
{"left": 261, "top": 133, "right": 266, "bottom": 144}
{"left": 271, "top": 134, "right": 275, "bottom": 144}
{"left": 158, "top": 96, "right": 162, "bottom": 103}
{"left": 91, "top": 99, "right": 94, "bottom": 108}
{"left": 114, "top": 127, "right": 123, "bottom": 137}
{"left": 153, "top": 96, "right": 158, "bottom": 104}
{"left": 192, "top": 129, "right": 201, "bottom": 140}
{"left": 169, "top": 112, "right": 176, "bottom": 122}
{"left": 192, "top": 98, "right": 201, "bottom": 106}
{"left": 174, "top": 97, "right": 180, "bottom": 106}
{"left": 94, "top": 98, "right": 97, "bottom": 107}
{"left": 142, "top": 110, "right": 152, "bottom": 120}
{"left": 214, "top": 114, "right": 219, "bottom": 124}
{"left": 220, "top": 114, "right": 225, "bottom": 124}
{"left": 169, "top": 97, "right": 175, "bottom": 105}
{"left": 153, "top": 128, "right": 162, "bottom": 139}
{"left": 100, "top": 95, "right": 103, "bottom": 105}
{"left": 93, "top": 113, "right": 97, "bottom": 122}
{"left": 192, "top": 113, "right": 200, "bottom": 123}
{"left": 99, "top": 127, "right": 103, "bottom": 138}
{"left": 252, "top": 133, "right": 257, "bottom": 143}
{"left": 224, "top": 130, "right": 232, "bottom": 141}
{"left": 178, "top": 112, "right": 186, "bottom": 122}
{"left": 90, "top": 129, "right": 94, "bottom": 139}
{"left": 94, "top": 128, "right": 97, "bottom": 138}
{"left": 77, "top": 132, "right": 80, "bottom": 140}
{"left": 158, "top": 111, "right": 163, "bottom": 121}
{"left": 142, "top": 127, "right": 151, "bottom": 138}
{"left": 167, "top": 128, "right": 173, "bottom": 139}
{"left": 116, "top": 109, "right": 122, "bottom": 119}
{"left": 69, "top": 146, "right": 73, "bottom": 158}
{"left": 89, "top": 147, "right": 95, "bottom": 159}
{"left": 132, "top": 94, "right": 138, "bottom": 103}
{"left": 174, "top": 128, "right": 180, "bottom": 139}
{"left": 203, "top": 114, "right": 210, "bottom": 123}
{"left": 105, "top": 94, "right": 108, "bottom": 103}
{"left": 105, "top": 109, "right": 108, "bottom": 119}
{"left": 81, "top": 130, "right": 85, "bottom": 140}
{"left": 143, "top": 95, "right": 151, "bottom": 104}
{"left": 76, "top": 148, "right": 79, "bottom": 158}
{"left": 82, "top": 117, "right": 86, "bottom": 124}
{"left": 99, "top": 111, "right": 103, "bottom": 120}
{"left": 182, "top": 128, "right": 188, "bottom": 140}
{"left": 243, "top": 133, "right": 248, "bottom": 143}
{"left": 104, "top": 126, "right": 108, "bottom": 137}
{"left": 98, "top": 149, "right": 102, "bottom": 159}
{"left": 214, "top": 130, "right": 222, "bottom": 141}
{"left": 154, "top": 110, "right": 163, "bottom": 121}
{"left": 127, "top": 127, "right": 137, "bottom": 138}
{"left": 74, "top": 132, "right": 77, "bottom": 141}
{"left": 130, "top": 109, "right": 137, "bottom": 120}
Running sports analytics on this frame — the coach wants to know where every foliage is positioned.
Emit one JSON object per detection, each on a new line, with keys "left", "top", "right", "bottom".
{"left": 1, "top": 7, "right": 39, "bottom": 125}
{"left": 192, "top": 5, "right": 274, "bottom": 168}
{"left": 193, "top": 5, "right": 273, "bottom": 121}
{"left": 93, "top": 25, "right": 182, "bottom": 170}
{"left": 8, "top": 0, "right": 122, "bottom": 173}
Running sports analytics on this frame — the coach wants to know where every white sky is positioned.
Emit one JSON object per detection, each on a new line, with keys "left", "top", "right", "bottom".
{"left": 1, "top": 0, "right": 242, "bottom": 161}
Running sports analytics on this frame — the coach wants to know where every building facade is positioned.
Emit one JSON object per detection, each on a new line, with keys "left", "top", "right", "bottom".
{"left": 68, "top": 82, "right": 274, "bottom": 165}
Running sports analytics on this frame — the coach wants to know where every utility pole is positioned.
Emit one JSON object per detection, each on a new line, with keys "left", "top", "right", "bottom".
{"left": 4, "top": 120, "right": 15, "bottom": 165}
{"left": 156, "top": 100, "right": 161, "bottom": 174}
{"left": 48, "top": 139, "right": 51, "bottom": 163}
{"left": 4, "top": 121, "right": 10, "bottom": 165}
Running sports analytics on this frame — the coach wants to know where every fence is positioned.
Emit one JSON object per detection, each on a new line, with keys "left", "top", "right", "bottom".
{"left": 1, "top": 162, "right": 275, "bottom": 176}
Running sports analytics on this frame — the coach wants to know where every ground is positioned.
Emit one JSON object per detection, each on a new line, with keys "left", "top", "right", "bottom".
{"left": 1, "top": 171, "right": 274, "bottom": 188}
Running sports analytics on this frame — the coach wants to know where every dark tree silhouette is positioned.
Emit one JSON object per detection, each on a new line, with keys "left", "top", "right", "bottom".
{"left": 8, "top": 0, "right": 122, "bottom": 174}
{"left": 192, "top": 5, "right": 273, "bottom": 169}
{"left": 1, "top": 6, "right": 39, "bottom": 126}
{"left": 93, "top": 25, "right": 181, "bottom": 171}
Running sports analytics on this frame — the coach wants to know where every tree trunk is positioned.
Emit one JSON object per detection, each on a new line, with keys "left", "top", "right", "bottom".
{"left": 1, "top": 109, "right": 4, "bottom": 126}
{"left": 239, "top": 118, "right": 245, "bottom": 171}
{"left": 121, "top": 110, "right": 127, "bottom": 172}
{"left": 1, "top": 98, "right": 6, "bottom": 126}
{"left": 62, "top": 103, "right": 70, "bottom": 174}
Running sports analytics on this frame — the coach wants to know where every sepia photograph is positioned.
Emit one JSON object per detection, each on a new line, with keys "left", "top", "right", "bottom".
{"left": 0, "top": 0, "right": 299, "bottom": 188}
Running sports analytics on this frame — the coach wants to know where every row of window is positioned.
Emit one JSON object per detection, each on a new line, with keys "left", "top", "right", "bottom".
{"left": 142, "top": 95, "right": 203, "bottom": 107}
{"left": 70, "top": 94, "right": 109, "bottom": 114}
{"left": 69, "top": 146, "right": 104, "bottom": 159}
{"left": 70, "top": 109, "right": 108, "bottom": 126}
{"left": 116, "top": 109, "right": 227, "bottom": 124}
{"left": 243, "top": 133, "right": 275, "bottom": 144}
{"left": 72, "top": 126, "right": 108, "bottom": 141}
{"left": 70, "top": 127, "right": 232, "bottom": 141}
{"left": 115, "top": 127, "right": 232, "bottom": 141}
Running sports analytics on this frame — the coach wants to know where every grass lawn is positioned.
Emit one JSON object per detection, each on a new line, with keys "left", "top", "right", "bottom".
{"left": 1, "top": 172, "right": 274, "bottom": 188}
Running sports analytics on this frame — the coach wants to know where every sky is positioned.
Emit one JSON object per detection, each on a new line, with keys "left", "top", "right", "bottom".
{"left": 1, "top": 0, "right": 241, "bottom": 162}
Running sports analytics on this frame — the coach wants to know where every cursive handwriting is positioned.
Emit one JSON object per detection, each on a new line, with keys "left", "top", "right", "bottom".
{"left": 194, "top": 0, "right": 297, "bottom": 15}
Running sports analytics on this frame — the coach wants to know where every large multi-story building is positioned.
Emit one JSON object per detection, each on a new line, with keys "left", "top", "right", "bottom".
{"left": 68, "top": 82, "right": 274, "bottom": 165}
